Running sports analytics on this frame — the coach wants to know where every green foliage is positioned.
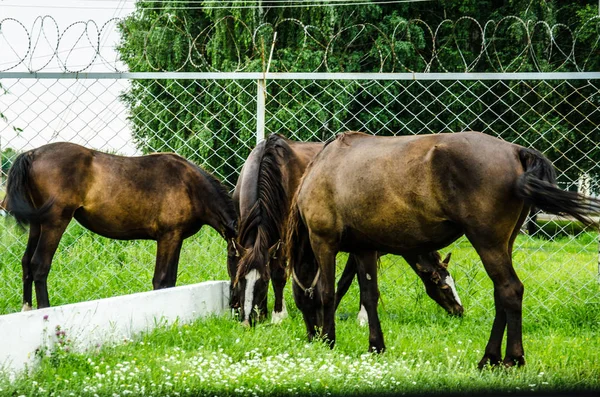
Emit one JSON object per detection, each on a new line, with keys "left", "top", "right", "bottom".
{"left": 0, "top": 218, "right": 598, "bottom": 394}
{"left": 116, "top": 1, "right": 600, "bottom": 186}
{"left": 1, "top": 231, "right": 599, "bottom": 395}
{"left": 1, "top": 147, "right": 17, "bottom": 178}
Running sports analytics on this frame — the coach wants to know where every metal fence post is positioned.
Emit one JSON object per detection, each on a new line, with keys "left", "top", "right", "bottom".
{"left": 256, "top": 79, "right": 266, "bottom": 145}
{"left": 256, "top": 32, "right": 276, "bottom": 146}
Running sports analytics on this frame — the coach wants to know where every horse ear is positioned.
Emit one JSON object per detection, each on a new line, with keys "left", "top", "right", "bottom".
{"left": 441, "top": 252, "right": 452, "bottom": 268}
{"left": 268, "top": 240, "right": 282, "bottom": 259}
{"left": 231, "top": 239, "right": 246, "bottom": 257}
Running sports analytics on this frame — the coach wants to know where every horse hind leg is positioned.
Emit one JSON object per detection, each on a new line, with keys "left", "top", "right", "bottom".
{"left": 31, "top": 218, "right": 71, "bottom": 309}
{"left": 153, "top": 232, "right": 184, "bottom": 289}
{"left": 469, "top": 235, "right": 525, "bottom": 369}
{"left": 21, "top": 222, "right": 41, "bottom": 311}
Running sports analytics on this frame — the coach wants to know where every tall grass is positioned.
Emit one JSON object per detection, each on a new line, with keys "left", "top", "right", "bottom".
{"left": 0, "top": 220, "right": 230, "bottom": 313}
{"left": 0, "top": 217, "right": 598, "bottom": 395}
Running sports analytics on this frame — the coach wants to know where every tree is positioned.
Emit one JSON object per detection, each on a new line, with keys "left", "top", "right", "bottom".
{"left": 1, "top": 147, "right": 17, "bottom": 184}
{"left": 117, "top": 1, "right": 599, "bottom": 187}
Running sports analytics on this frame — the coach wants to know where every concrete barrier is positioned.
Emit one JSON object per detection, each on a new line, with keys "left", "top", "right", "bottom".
{"left": 0, "top": 280, "right": 230, "bottom": 373}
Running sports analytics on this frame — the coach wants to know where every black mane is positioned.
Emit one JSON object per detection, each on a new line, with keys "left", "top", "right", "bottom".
{"left": 236, "top": 134, "right": 291, "bottom": 281}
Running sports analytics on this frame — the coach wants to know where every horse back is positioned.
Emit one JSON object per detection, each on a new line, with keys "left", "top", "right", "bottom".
{"left": 28, "top": 142, "right": 208, "bottom": 238}
{"left": 236, "top": 136, "right": 323, "bottom": 234}
{"left": 297, "top": 132, "right": 525, "bottom": 252}
{"left": 27, "top": 142, "right": 96, "bottom": 207}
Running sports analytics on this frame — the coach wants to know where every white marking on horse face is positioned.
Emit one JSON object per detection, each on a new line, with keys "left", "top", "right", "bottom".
{"left": 357, "top": 304, "right": 368, "bottom": 327}
{"left": 444, "top": 275, "right": 462, "bottom": 306}
{"left": 243, "top": 269, "right": 260, "bottom": 322}
{"left": 271, "top": 298, "right": 288, "bottom": 324}
{"left": 366, "top": 273, "right": 372, "bottom": 281}
{"left": 22, "top": 303, "right": 33, "bottom": 312}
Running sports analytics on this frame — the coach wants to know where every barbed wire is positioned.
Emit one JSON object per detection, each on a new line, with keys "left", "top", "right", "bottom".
{"left": 1, "top": 14, "right": 599, "bottom": 73}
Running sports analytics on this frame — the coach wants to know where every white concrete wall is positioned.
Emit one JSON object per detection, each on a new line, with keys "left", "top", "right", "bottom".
{"left": 0, "top": 280, "right": 229, "bottom": 373}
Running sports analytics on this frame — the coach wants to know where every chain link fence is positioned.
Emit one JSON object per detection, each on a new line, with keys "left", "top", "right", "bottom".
{"left": 1, "top": 72, "right": 599, "bottom": 317}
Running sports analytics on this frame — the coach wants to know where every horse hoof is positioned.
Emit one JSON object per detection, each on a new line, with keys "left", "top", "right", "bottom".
{"left": 478, "top": 355, "right": 502, "bottom": 370}
{"left": 357, "top": 305, "right": 368, "bottom": 327}
{"left": 21, "top": 303, "right": 33, "bottom": 312}
{"left": 503, "top": 356, "right": 526, "bottom": 368}
{"left": 271, "top": 309, "right": 288, "bottom": 325}
{"left": 241, "top": 320, "right": 251, "bottom": 328}
{"left": 369, "top": 345, "right": 385, "bottom": 354}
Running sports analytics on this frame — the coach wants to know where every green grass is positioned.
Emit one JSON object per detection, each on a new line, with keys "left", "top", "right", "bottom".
{"left": 0, "top": 220, "right": 230, "bottom": 313}
{"left": 0, "top": 218, "right": 599, "bottom": 396}
{"left": 0, "top": 307, "right": 598, "bottom": 396}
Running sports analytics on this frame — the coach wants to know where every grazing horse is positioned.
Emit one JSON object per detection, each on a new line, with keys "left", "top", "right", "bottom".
{"left": 3, "top": 142, "right": 237, "bottom": 310}
{"left": 228, "top": 134, "right": 463, "bottom": 326}
{"left": 286, "top": 131, "right": 600, "bottom": 367}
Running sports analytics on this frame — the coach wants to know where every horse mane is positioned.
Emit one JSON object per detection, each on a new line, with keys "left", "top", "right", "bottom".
{"left": 335, "top": 130, "right": 369, "bottom": 146}
{"left": 236, "top": 134, "right": 292, "bottom": 282}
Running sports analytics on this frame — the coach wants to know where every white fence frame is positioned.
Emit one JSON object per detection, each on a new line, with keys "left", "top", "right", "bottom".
{"left": 1, "top": 71, "right": 599, "bottom": 310}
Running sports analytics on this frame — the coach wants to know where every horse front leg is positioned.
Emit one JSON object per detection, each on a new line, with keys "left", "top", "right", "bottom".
{"left": 153, "top": 233, "right": 183, "bottom": 289}
{"left": 355, "top": 250, "right": 385, "bottom": 353}
{"left": 21, "top": 222, "right": 41, "bottom": 311}
{"left": 311, "top": 237, "right": 338, "bottom": 349}
{"left": 270, "top": 258, "right": 288, "bottom": 324}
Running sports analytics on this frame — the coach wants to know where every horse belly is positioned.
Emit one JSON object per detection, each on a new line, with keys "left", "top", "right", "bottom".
{"left": 342, "top": 216, "right": 462, "bottom": 254}
{"left": 74, "top": 208, "right": 155, "bottom": 240}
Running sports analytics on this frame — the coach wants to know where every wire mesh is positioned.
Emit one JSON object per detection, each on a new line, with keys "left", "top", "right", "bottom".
{"left": 0, "top": 74, "right": 598, "bottom": 318}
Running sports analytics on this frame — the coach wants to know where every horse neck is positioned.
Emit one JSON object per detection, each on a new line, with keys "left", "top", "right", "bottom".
{"left": 200, "top": 176, "right": 237, "bottom": 239}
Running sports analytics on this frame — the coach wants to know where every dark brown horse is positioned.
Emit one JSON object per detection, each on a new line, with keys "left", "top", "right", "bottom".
{"left": 2, "top": 142, "right": 237, "bottom": 310}
{"left": 286, "top": 131, "right": 600, "bottom": 368}
{"left": 227, "top": 134, "right": 322, "bottom": 325}
{"left": 228, "top": 134, "right": 463, "bottom": 326}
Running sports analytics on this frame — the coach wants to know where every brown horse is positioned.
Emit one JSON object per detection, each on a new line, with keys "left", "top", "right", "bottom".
{"left": 227, "top": 134, "right": 322, "bottom": 325}
{"left": 286, "top": 131, "right": 600, "bottom": 368}
{"left": 228, "top": 134, "right": 463, "bottom": 326}
{"left": 3, "top": 142, "right": 237, "bottom": 310}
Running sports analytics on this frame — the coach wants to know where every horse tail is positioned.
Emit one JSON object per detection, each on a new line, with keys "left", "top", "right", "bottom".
{"left": 516, "top": 148, "right": 600, "bottom": 226}
{"left": 284, "top": 198, "right": 315, "bottom": 281}
{"left": 4, "top": 151, "right": 53, "bottom": 226}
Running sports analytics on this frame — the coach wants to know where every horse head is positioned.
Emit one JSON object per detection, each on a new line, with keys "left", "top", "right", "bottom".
{"left": 414, "top": 252, "right": 464, "bottom": 316}
{"left": 230, "top": 233, "right": 281, "bottom": 326}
